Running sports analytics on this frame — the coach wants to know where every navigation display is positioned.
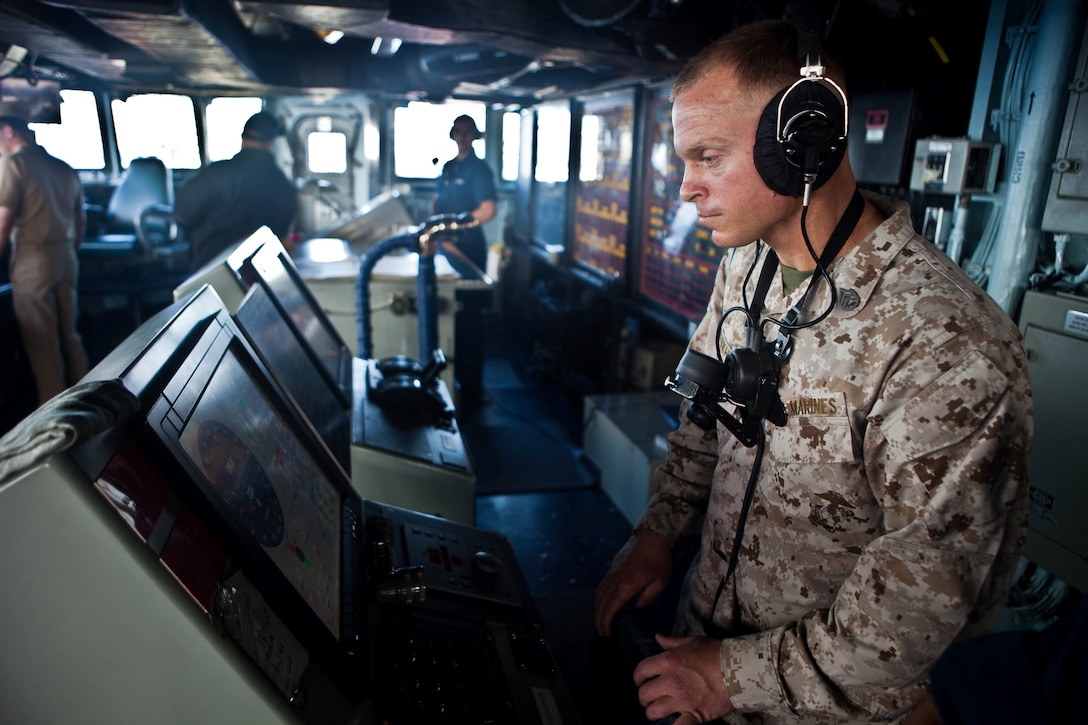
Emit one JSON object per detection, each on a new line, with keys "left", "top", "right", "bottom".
{"left": 571, "top": 90, "right": 634, "bottom": 279}
{"left": 638, "top": 84, "right": 721, "bottom": 322}
{"left": 234, "top": 282, "right": 351, "bottom": 472}
{"left": 178, "top": 346, "right": 343, "bottom": 639}
{"left": 250, "top": 246, "right": 346, "bottom": 394}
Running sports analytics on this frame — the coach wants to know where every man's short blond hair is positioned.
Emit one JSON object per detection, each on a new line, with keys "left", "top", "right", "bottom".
{"left": 670, "top": 19, "right": 845, "bottom": 102}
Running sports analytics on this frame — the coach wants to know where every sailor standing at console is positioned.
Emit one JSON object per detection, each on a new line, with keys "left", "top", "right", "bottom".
{"left": 0, "top": 100, "right": 89, "bottom": 407}
{"left": 434, "top": 114, "right": 497, "bottom": 396}
{"left": 594, "top": 11, "right": 1033, "bottom": 724}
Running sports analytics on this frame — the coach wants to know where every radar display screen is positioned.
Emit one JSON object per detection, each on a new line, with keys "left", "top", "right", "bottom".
{"left": 177, "top": 346, "right": 344, "bottom": 639}
{"left": 638, "top": 84, "right": 720, "bottom": 322}
{"left": 571, "top": 90, "right": 634, "bottom": 279}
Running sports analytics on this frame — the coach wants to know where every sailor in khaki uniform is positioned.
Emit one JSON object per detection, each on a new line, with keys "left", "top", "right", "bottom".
{"left": 595, "top": 18, "right": 1033, "bottom": 725}
{"left": 0, "top": 100, "right": 88, "bottom": 405}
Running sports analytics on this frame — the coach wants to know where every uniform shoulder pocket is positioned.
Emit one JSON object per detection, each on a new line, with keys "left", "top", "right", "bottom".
{"left": 880, "top": 350, "right": 1006, "bottom": 462}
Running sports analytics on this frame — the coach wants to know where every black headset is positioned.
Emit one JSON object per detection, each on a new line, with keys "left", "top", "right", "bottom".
{"left": 370, "top": 350, "right": 452, "bottom": 428}
{"left": 753, "top": 2, "right": 849, "bottom": 201}
{"left": 666, "top": 2, "right": 852, "bottom": 446}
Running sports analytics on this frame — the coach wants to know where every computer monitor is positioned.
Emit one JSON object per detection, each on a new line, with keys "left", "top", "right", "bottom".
{"left": 241, "top": 240, "right": 353, "bottom": 400}
{"left": 235, "top": 280, "right": 352, "bottom": 475}
{"left": 131, "top": 289, "right": 365, "bottom": 698}
{"left": 172, "top": 225, "right": 277, "bottom": 309}
{"left": 570, "top": 89, "right": 635, "bottom": 281}
{"left": 637, "top": 83, "right": 720, "bottom": 328}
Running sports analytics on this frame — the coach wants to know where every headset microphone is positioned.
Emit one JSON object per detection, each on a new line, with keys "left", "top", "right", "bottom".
{"left": 666, "top": 182, "right": 865, "bottom": 447}
{"left": 665, "top": 344, "right": 787, "bottom": 448}
{"left": 664, "top": 244, "right": 789, "bottom": 448}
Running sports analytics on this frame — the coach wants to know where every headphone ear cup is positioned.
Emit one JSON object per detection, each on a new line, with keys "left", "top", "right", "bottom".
{"left": 754, "top": 88, "right": 799, "bottom": 197}
{"left": 753, "top": 81, "right": 847, "bottom": 197}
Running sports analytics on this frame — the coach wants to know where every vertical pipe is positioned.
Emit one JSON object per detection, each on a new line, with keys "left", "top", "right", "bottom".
{"left": 355, "top": 232, "right": 417, "bottom": 358}
{"left": 969, "top": 0, "right": 1011, "bottom": 142}
{"left": 986, "top": 0, "right": 1085, "bottom": 315}
{"left": 945, "top": 196, "right": 971, "bottom": 264}
{"left": 417, "top": 245, "right": 438, "bottom": 361}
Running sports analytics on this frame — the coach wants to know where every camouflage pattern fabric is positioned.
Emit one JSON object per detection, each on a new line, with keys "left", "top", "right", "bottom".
{"left": 636, "top": 191, "right": 1033, "bottom": 723}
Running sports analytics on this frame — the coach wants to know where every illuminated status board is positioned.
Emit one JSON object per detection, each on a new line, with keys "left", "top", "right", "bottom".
{"left": 572, "top": 91, "right": 634, "bottom": 279}
{"left": 638, "top": 86, "right": 720, "bottom": 322}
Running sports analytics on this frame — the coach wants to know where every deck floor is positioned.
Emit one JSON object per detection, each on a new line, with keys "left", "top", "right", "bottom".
{"left": 463, "top": 311, "right": 695, "bottom": 723}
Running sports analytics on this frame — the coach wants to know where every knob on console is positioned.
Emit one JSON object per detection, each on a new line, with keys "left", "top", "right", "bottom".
{"left": 473, "top": 550, "right": 502, "bottom": 575}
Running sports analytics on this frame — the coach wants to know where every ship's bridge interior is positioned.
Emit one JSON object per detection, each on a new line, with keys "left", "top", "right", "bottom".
{"left": 2, "top": 1, "right": 1088, "bottom": 723}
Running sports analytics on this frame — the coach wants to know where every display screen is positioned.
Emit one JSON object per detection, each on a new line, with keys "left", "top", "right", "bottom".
{"left": 235, "top": 282, "right": 351, "bottom": 470}
{"left": 638, "top": 85, "right": 721, "bottom": 322}
{"left": 252, "top": 247, "right": 345, "bottom": 391}
{"left": 178, "top": 347, "right": 343, "bottom": 639}
{"left": 571, "top": 90, "right": 634, "bottom": 279}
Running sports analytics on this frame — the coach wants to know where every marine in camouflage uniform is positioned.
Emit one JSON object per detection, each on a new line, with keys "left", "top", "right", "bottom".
{"left": 636, "top": 189, "right": 1033, "bottom": 723}
{"left": 594, "top": 16, "right": 1034, "bottom": 725}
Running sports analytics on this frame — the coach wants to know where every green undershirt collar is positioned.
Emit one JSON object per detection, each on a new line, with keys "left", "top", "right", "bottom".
{"left": 780, "top": 265, "right": 814, "bottom": 296}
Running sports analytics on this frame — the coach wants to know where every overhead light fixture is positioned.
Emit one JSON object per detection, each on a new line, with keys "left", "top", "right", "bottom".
{"left": 0, "top": 45, "right": 29, "bottom": 79}
{"left": 370, "top": 37, "right": 402, "bottom": 57}
{"left": 317, "top": 28, "right": 344, "bottom": 45}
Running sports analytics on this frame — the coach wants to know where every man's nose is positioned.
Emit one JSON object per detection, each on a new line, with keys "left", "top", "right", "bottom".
{"left": 678, "top": 169, "right": 703, "bottom": 203}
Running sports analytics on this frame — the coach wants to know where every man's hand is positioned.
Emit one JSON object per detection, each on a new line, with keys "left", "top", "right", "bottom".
{"left": 634, "top": 635, "right": 735, "bottom": 724}
{"left": 594, "top": 528, "right": 673, "bottom": 636}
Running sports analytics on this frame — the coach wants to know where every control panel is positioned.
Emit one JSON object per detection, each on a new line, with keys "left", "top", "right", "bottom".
{"left": 364, "top": 500, "right": 530, "bottom": 609}
{"left": 909, "top": 137, "right": 1001, "bottom": 195}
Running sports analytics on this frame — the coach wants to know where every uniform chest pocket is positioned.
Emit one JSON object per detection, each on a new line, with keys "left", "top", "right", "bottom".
{"left": 768, "top": 392, "right": 855, "bottom": 464}
{"left": 763, "top": 392, "right": 873, "bottom": 559}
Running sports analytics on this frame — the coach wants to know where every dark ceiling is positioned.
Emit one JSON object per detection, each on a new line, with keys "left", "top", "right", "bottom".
{"left": 1, "top": 0, "right": 991, "bottom": 112}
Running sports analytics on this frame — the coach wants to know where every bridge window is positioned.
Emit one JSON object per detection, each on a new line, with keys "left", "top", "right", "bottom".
{"left": 307, "top": 130, "right": 348, "bottom": 174}
{"left": 111, "top": 93, "right": 200, "bottom": 169}
{"left": 205, "top": 96, "right": 263, "bottom": 161}
{"left": 532, "top": 102, "right": 571, "bottom": 250}
{"left": 501, "top": 111, "right": 520, "bottom": 183}
{"left": 30, "top": 90, "right": 105, "bottom": 171}
{"left": 535, "top": 104, "right": 570, "bottom": 183}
